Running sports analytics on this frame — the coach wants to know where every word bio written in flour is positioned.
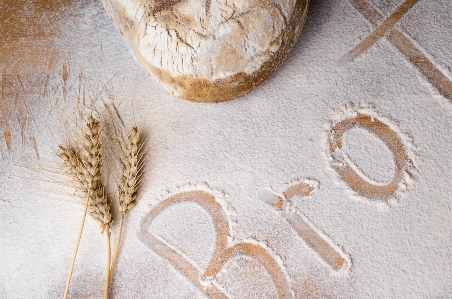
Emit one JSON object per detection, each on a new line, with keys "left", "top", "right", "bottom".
{"left": 139, "top": 104, "right": 417, "bottom": 299}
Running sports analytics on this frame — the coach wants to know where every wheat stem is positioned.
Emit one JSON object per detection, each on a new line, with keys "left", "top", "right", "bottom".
{"left": 109, "top": 216, "right": 124, "bottom": 286}
{"left": 106, "top": 126, "right": 143, "bottom": 290}
{"left": 63, "top": 189, "right": 91, "bottom": 299}
{"left": 59, "top": 115, "right": 112, "bottom": 298}
{"left": 104, "top": 229, "right": 112, "bottom": 299}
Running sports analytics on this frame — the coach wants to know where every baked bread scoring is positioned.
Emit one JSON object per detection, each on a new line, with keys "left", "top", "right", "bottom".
{"left": 103, "top": 0, "right": 309, "bottom": 102}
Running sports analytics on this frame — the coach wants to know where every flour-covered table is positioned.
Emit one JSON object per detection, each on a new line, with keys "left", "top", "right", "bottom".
{"left": 0, "top": 0, "right": 451, "bottom": 298}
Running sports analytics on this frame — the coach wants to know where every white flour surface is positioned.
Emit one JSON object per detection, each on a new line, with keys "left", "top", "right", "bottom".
{"left": 0, "top": 0, "right": 451, "bottom": 298}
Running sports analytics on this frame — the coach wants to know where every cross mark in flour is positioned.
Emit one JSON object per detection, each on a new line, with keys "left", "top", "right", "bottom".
{"left": 342, "top": 0, "right": 452, "bottom": 102}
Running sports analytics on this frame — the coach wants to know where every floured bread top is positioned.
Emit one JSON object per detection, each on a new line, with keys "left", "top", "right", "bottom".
{"left": 103, "top": 0, "right": 309, "bottom": 102}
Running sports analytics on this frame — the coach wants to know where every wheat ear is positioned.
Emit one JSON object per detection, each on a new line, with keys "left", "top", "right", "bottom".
{"left": 81, "top": 116, "right": 112, "bottom": 233}
{"left": 118, "top": 126, "right": 141, "bottom": 216}
{"left": 107, "top": 126, "right": 143, "bottom": 291}
{"left": 59, "top": 116, "right": 112, "bottom": 299}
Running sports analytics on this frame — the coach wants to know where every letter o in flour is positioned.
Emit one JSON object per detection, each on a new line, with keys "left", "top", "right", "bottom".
{"left": 328, "top": 114, "right": 414, "bottom": 199}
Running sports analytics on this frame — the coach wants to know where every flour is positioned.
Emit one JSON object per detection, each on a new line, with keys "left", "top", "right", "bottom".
{"left": 0, "top": 0, "right": 451, "bottom": 298}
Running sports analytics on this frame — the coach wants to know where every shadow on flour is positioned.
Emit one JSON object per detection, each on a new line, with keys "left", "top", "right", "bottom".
{"left": 271, "top": 0, "right": 335, "bottom": 77}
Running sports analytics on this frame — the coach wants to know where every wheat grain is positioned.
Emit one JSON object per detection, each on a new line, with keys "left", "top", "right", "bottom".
{"left": 58, "top": 116, "right": 112, "bottom": 233}
{"left": 118, "top": 126, "right": 141, "bottom": 217}
{"left": 107, "top": 126, "right": 144, "bottom": 292}
{"left": 60, "top": 115, "right": 113, "bottom": 299}
{"left": 58, "top": 147, "right": 86, "bottom": 191}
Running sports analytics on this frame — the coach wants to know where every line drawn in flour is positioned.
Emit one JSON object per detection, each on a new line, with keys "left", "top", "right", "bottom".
{"left": 342, "top": 0, "right": 452, "bottom": 102}
{"left": 0, "top": 69, "right": 43, "bottom": 158}
{"left": 139, "top": 190, "right": 293, "bottom": 299}
{"left": 326, "top": 103, "right": 417, "bottom": 202}
{"left": 3, "top": 130, "right": 12, "bottom": 153}
{"left": 258, "top": 180, "right": 350, "bottom": 272}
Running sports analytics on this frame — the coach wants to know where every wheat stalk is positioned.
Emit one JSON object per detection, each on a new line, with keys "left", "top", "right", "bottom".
{"left": 59, "top": 115, "right": 112, "bottom": 299}
{"left": 106, "top": 126, "right": 144, "bottom": 293}
{"left": 118, "top": 126, "right": 141, "bottom": 216}
{"left": 58, "top": 116, "right": 112, "bottom": 232}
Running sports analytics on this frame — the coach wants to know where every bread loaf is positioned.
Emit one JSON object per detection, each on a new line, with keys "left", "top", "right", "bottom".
{"left": 102, "top": 0, "right": 309, "bottom": 102}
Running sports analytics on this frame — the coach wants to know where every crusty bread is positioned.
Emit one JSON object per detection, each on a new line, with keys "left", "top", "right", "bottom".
{"left": 102, "top": 0, "right": 309, "bottom": 103}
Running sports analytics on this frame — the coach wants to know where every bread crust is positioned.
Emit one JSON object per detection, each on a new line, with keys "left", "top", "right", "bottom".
{"left": 103, "top": 0, "right": 309, "bottom": 103}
